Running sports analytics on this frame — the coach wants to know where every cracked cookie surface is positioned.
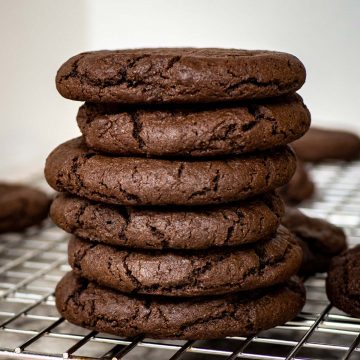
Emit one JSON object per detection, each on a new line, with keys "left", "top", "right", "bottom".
{"left": 56, "top": 48, "right": 306, "bottom": 104}
{"left": 45, "top": 138, "right": 296, "bottom": 206}
{"left": 56, "top": 271, "right": 305, "bottom": 339}
{"left": 77, "top": 94, "right": 310, "bottom": 157}
{"left": 50, "top": 192, "right": 283, "bottom": 249}
{"left": 326, "top": 246, "right": 360, "bottom": 318}
{"left": 67, "top": 226, "right": 302, "bottom": 297}
{"left": 0, "top": 183, "right": 50, "bottom": 233}
{"left": 282, "top": 207, "right": 347, "bottom": 275}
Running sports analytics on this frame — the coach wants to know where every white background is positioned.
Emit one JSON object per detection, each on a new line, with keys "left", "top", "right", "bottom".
{"left": 0, "top": 0, "right": 359, "bottom": 178}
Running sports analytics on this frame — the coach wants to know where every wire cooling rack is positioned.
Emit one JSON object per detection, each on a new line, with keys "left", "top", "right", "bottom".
{"left": 1, "top": 161, "right": 360, "bottom": 360}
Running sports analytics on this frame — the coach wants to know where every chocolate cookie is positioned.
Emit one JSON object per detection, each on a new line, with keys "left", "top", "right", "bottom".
{"left": 56, "top": 48, "right": 306, "bottom": 104}
{"left": 279, "top": 160, "right": 315, "bottom": 204}
{"left": 0, "top": 183, "right": 50, "bottom": 233}
{"left": 282, "top": 207, "right": 347, "bottom": 275}
{"left": 51, "top": 192, "right": 283, "bottom": 249}
{"left": 68, "top": 226, "right": 302, "bottom": 297}
{"left": 45, "top": 138, "right": 296, "bottom": 206}
{"left": 77, "top": 95, "right": 310, "bottom": 157}
{"left": 292, "top": 127, "right": 360, "bottom": 162}
{"left": 56, "top": 272, "right": 305, "bottom": 339}
{"left": 326, "top": 246, "right": 360, "bottom": 317}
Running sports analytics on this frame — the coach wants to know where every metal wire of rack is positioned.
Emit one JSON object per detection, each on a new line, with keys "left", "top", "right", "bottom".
{"left": 1, "top": 161, "right": 360, "bottom": 360}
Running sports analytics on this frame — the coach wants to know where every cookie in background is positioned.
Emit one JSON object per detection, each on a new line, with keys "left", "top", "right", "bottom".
{"left": 326, "top": 246, "right": 360, "bottom": 318}
{"left": 293, "top": 127, "right": 360, "bottom": 162}
{"left": 0, "top": 183, "right": 50, "bottom": 233}
{"left": 280, "top": 160, "right": 315, "bottom": 205}
{"left": 282, "top": 207, "right": 347, "bottom": 276}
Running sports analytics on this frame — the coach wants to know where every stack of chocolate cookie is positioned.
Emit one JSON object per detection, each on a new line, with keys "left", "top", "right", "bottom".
{"left": 45, "top": 48, "right": 310, "bottom": 339}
